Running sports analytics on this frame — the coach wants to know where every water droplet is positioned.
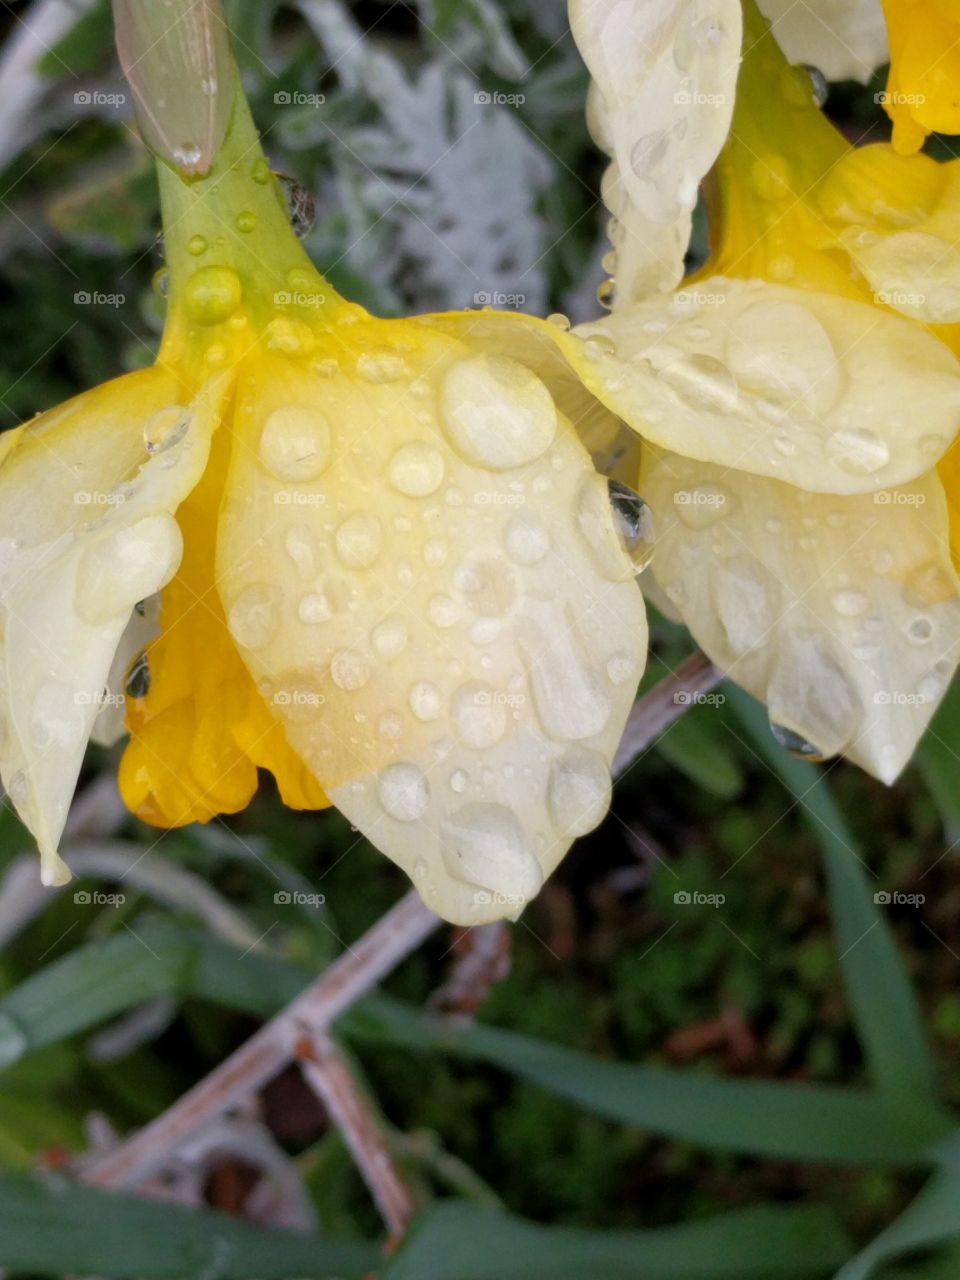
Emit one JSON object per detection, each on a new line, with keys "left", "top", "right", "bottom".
{"left": 518, "top": 614, "right": 610, "bottom": 741}
{"left": 152, "top": 267, "right": 169, "bottom": 298}
{"left": 726, "top": 301, "right": 840, "bottom": 415}
{"left": 608, "top": 479, "right": 656, "bottom": 571}
{"left": 803, "top": 64, "right": 829, "bottom": 107}
{"left": 185, "top": 266, "right": 242, "bottom": 324}
{"left": 335, "top": 514, "right": 382, "bottom": 568}
{"left": 409, "top": 680, "right": 442, "bottom": 721}
{"left": 630, "top": 130, "right": 669, "bottom": 176}
{"left": 770, "top": 722, "right": 829, "bottom": 762}
{"left": 825, "top": 428, "right": 890, "bottom": 475}
{"left": 298, "top": 592, "right": 332, "bottom": 623}
{"left": 596, "top": 277, "right": 616, "bottom": 310}
{"left": 331, "top": 649, "right": 370, "bottom": 691}
{"left": 907, "top": 616, "right": 935, "bottom": 644}
{"left": 428, "top": 595, "right": 460, "bottom": 629}
{"left": 607, "top": 652, "right": 638, "bottom": 686}
{"left": 504, "top": 511, "right": 550, "bottom": 565}
{"left": 388, "top": 442, "right": 445, "bottom": 497}
{"left": 453, "top": 682, "right": 508, "bottom": 748}
{"left": 378, "top": 711, "right": 403, "bottom": 740}
{"left": 125, "top": 649, "right": 151, "bottom": 699}
{"left": 378, "top": 763, "right": 429, "bottom": 821}
{"left": 661, "top": 353, "right": 739, "bottom": 413}
{"left": 470, "top": 617, "right": 502, "bottom": 645}
{"left": 371, "top": 618, "right": 408, "bottom": 660}
{"left": 831, "top": 588, "right": 869, "bottom": 617}
{"left": 548, "top": 748, "right": 612, "bottom": 836}
{"left": 264, "top": 317, "right": 314, "bottom": 356}
{"left": 450, "top": 768, "right": 468, "bottom": 793}
{"left": 172, "top": 142, "right": 204, "bottom": 172}
{"left": 547, "top": 313, "right": 571, "bottom": 330}
{"left": 441, "top": 354, "right": 557, "bottom": 470}
{"left": 143, "top": 404, "right": 190, "bottom": 455}
{"left": 423, "top": 536, "right": 447, "bottom": 567}
{"left": 440, "top": 802, "right": 542, "bottom": 902}
{"left": 357, "top": 350, "right": 407, "bottom": 383}
{"left": 236, "top": 210, "right": 257, "bottom": 233}
{"left": 252, "top": 157, "right": 271, "bottom": 184}
{"left": 259, "top": 405, "right": 331, "bottom": 481}
{"left": 284, "top": 526, "right": 317, "bottom": 579}
{"left": 228, "top": 583, "right": 281, "bottom": 650}
{"left": 187, "top": 234, "right": 207, "bottom": 257}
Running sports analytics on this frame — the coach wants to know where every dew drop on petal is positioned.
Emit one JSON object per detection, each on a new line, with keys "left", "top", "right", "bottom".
{"left": 378, "top": 762, "right": 429, "bottom": 821}
{"left": 409, "top": 680, "right": 442, "bottom": 721}
{"left": 453, "top": 682, "right": 508, "bottom": 749}
{"left": 371, "top": 618, "right": 409, "bottom": 660}
{"left": 440, "top": 354, "right": 557, "bottom": 470}
{"left": 388, "top": 442, "right": 445, "bottom": 497}
{"left": 331, "top": 649, "right": 370, "bottom": 691}
{"left": 503, "top": 511, "right": 551, "bottom": 565}
{"left": 440, "top": 802, "right": 542, "bottom": 901}
{"left": 185, "top": 266, "right": 242, "bottom": 324}
{"left": 825, "top": 428, "right": 890, "bottom": 475}
{"left": 770, "top": 721, "right": 830, "bottom": 762}
{"left": 547, "top": 748, "right": 612, "bottom": 837}
{"left": 227, "top": 582, "right": 282, "bottom": 650}
{"left": 144, "top": 404, "right": 191, "bottom": 455}
{"left": 335, "top": 514, "right": 382, "bottom": 568}
{"left": 259, "top": 406, "right": 331, "bottom": 481}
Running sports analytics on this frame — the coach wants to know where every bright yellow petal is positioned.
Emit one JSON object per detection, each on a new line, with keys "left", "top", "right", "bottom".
{"left": 0, "top": 367, "right": 229, "bottom": 883}
{"left": 880, "top": 0, "right": 960, "bottom": 153}
{"left": 215, "top": 319, "right": 648, "bottom": 925}
{"left": 642, "top": 445, "right": 960, "bottom": 782}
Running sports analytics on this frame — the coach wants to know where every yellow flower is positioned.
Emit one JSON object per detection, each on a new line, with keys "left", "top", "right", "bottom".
{"left": 0, "top": 61, "right": 648, "bottom": 922}
{"left": 879, "top": 0, "right": 960, "bottom": 153}
{"left": 565, "top": 0, "right": 960, "bottom": 781}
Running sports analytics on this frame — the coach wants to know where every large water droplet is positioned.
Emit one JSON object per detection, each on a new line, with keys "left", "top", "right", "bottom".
{"left": 726, "top": 301, "right": 841, "bottom": 415}
{"left": 335, "top": 514, "right": 382, "bottom": 568}
{"left": 298, "top": 591, "right": 332, "bottom": 624}
{"left": 440, "top": 802, "right": 542, "bottom": 903}
{"left": 548, "top": 748, "right": 612, "bottom": 836}
{"left": 518, "top": 613, "right": 610, "bottom": 741}
{"left": 825, "top": 428, "right": 890, "bottom": 475}
{"left": 144, "top": 405, "right": 190, "bottom": 455}
{"left": 184, "top": 266, "right": 242, "bottom": 324}
{"left": 660, "top": 353, "right": 739, "bottom": 413}
{"left": 441, "top": 354, "right": 557, "bottom": 470}
{"left": 503, "top": 511, "right": 550, "bottom": 565}
{"left": 331, "top": 649, "right": 370, "bottom": 691}
{"left": 770, "top": 721, "right": 830, "bottom": 762}
{"left": 388, "top": 442, "right": 445, "bottom": 497}
{"left": 357, "top": 350, "right": 407, "bottom": 383}
{"left": 409, "top": 680, "right": 442, "bottom": 721}
{"left": 576, "top": 475, "right": 653, "bottom": 581}
{"left": 227, "top": 582, "right": 282, "bottom": 650}
{"left": 259, "top": 405, "right": 331, "bottom": 481}
{"left": 378, "top": 763, "right": 429, "bottom": 821}
{"left": 428, "top": 594, "right": 460, "bottom": 629}
{"left": 371, "top": 618, "right": 408, "bottom": 660}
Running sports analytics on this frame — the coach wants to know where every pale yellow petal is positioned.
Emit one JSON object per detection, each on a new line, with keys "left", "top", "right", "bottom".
{"left": 757, "top": 0, "right": 888, "bottom": 84}
{"left": 641, "top": 446, "right": 960, "bottom": 782}
{"left": 573, "top": 276, "right": 960, "bottom": 493}
{"left": 216, "top": 326, "right": 648, "bottom": 925}
{"left": 569, "top": 0, "right": 741, "bottom": 300}
{"left": 0, "top": 369, "right": 230, "bottom": 882}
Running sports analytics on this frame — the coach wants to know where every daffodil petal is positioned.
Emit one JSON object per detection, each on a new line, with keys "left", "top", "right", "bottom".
{"left": 0, "top": 369, "right": 229, "bottom": 883}
{"left": 569, "top": 0, "right": 740, "bottom": 300}
{"left": 573, "top": 276, "right": 960, "bottom": 493}
{"left": 642, "top": 446, "right": 960, "bottom": 782}
{"left": 757, "top": 0, "right": 888, "bottom": 84}
{"left": 216, "top": 327, "right": 648, "bottom": 925}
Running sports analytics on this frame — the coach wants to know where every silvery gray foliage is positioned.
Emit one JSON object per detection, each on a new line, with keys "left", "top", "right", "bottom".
{"left": 293, "top": 0, "right": 553, "bottom": 314}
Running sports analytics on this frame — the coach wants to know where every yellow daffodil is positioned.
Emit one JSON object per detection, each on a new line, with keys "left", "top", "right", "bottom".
{"left": 879, "top": 0, "right": 960, "bottom": 153}
{"left": 564, "top": 0, "right": 960, "bottom": 781}
{"left": 0, "top": 2, "right": 650, "bottom": 924}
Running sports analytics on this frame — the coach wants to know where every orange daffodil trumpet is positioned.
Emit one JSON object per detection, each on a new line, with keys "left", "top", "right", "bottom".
{"left": 570, "top": 0, "right": 960, "bottom": 781}
{"left": 0, "top": 0, "right": 651, "bottom": 923}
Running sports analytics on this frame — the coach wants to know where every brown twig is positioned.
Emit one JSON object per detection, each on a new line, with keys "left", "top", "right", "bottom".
{"left": 83, "top": 889, "right": 440, "bottom": 1191}
{"left": 613, "top": 650, "right": 722, "bottom": 777}
{"left": 297, "top": 1032, "right": 416, "bottom": 1241}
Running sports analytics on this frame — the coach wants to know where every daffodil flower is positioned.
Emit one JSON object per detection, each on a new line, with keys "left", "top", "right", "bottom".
{"left": 0, "top": 0, "right": 650, "bottom": 923}
{"left": 878, "top": 0, "right": 960, "bottom": 153}
{"left": 564, "top": 0, "right": 960, "bottom": 782}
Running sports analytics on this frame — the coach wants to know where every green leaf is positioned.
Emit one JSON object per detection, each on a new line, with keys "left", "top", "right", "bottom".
{"left": 343, "top": 997, "right": 944, "bottom": 1167}
{"left": 0, "top": 919, "right": 305, "bottom": 1066}
{"left": 654, "top": 707, "right": 743, "bottom": 798}
{"left": 836, "top": 1166, "right": 960, "bottom": 1280}
{"left": 727, "top": 688, "right": 943, "bottom": 1116}
{"left": 0, "top": 1170, "right": 378, "bottom": 1278}
{"left": 917, "top": 679, "right": 960, "bottom": 837}
{"left": 384, "top": 1200, "right": 850, "bottom": 1279}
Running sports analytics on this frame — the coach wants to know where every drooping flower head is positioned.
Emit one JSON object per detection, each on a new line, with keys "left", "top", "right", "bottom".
{"left": 0, "top": 0, "right": 649, "bottom": 923}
